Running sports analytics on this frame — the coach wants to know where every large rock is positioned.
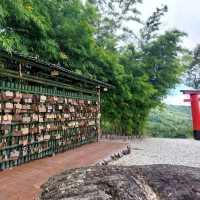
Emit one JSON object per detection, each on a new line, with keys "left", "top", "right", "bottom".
{"left": 38, "top": 165, "right": 200, "bottom": 200}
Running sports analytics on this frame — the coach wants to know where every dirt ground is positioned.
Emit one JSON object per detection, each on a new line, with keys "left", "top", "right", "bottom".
{"left": 0, "top": 141, "right": 126, "bottom": 200}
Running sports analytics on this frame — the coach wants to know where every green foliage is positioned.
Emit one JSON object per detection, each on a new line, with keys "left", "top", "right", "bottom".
{"left": 186, "top": 44, "right": 200, "bottom": 89}
{"left": 140, "top": 5, "right": 168, "bottom": 45}
{"left": 94, "top": 0, "right": 142, "bottom": 45}
{"left": 0, "top": 0, "right": 188, "bottom": 136}
{"left": 145, "top": 105, "right": 192, "bottom": 138}
{"left": 110, "top": 30, "right": 186, "bottom": 135}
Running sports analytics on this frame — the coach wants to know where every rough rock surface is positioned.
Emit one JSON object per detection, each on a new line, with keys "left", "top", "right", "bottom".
{"left": 38, "top": 165, "right": 200, "bottom": 200}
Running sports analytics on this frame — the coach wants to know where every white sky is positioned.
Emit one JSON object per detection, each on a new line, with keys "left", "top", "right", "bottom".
{"left": 163, "top": 84, "right": 191, "bottom": 106}
{"left": 138, "top": 0, "right": 200, "bottom": 105}
{"left": 138, "top": 0, "right": 200, "bottom": 50}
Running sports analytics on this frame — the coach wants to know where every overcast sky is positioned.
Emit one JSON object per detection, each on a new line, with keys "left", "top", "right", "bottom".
{"left": 139, "top": 0, "right": 200, "bottom": 50}
{"left": 138, "top": 0, "right": 199, "bottom": 105}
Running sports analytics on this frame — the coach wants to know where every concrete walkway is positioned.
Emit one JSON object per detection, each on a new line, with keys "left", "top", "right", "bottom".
{"left": 0, "top": 141, "right": 126, "bottom": 200}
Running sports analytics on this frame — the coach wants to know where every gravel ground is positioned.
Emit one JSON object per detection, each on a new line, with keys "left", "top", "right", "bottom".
{"left": 111, "top": 138, "right": 200, "bottom": 168}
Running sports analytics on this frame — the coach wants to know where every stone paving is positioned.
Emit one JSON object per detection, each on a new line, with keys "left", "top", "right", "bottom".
{"left": 0, "top": 141, "right": 126, "bottom": 200}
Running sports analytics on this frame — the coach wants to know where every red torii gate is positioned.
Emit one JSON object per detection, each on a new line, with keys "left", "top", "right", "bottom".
{"left": 181, "top": 90, "right": 200, "bottom": 140}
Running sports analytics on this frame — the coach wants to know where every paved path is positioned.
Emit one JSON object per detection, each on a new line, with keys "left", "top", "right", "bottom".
{"left": 0, "top": 141, "right": 126, "bottom": 200}
{"left": 112, "top": 138, "right": 200, "bottom": 168}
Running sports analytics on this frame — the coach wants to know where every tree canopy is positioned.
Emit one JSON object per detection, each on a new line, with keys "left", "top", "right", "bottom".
{"left": 0, "top": 0, "right": 187, "bottom": 135}
{"left": 186, "top": 44, "right": 200, "bottom": 89}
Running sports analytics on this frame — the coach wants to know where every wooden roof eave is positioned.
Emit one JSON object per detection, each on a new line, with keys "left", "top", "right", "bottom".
{"left": 0, "top": 49, "right": 114, "bottom": 90}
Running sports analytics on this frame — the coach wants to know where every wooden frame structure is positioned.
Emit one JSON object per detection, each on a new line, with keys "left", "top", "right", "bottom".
{"left": 0, "top": 49, "right": 112, "bottom": 170}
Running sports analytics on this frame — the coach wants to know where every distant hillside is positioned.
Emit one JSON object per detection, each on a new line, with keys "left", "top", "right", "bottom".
{"left": 145, "top": 105, "right": 192, "bottom": 138}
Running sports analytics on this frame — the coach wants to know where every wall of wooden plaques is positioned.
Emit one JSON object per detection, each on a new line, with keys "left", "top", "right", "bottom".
{"left": 0, "top": 79, "right": 98, "bottom": 170}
